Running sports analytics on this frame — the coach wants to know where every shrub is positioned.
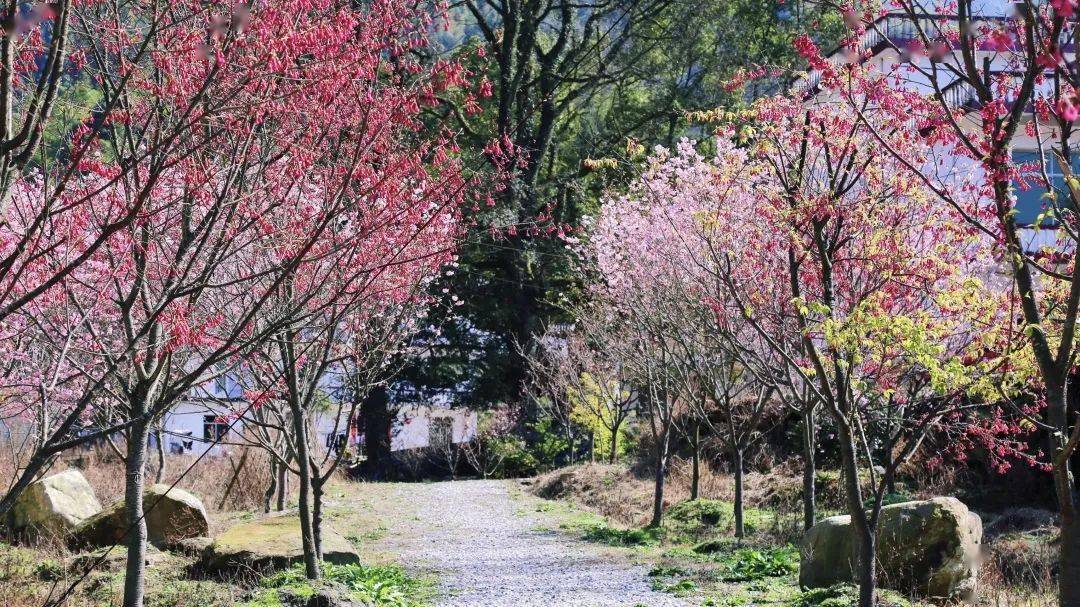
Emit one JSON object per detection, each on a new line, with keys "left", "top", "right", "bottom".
{"left": 863, "top": 492, "right": 914, "bottom": 509}
{"left": 667, "top": 499, "right": 734, "bottom": 528}
{"left": 988, "top": 532, "right": 1058, "bottom": 588}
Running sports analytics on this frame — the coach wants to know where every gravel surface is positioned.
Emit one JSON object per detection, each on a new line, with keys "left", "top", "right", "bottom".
{"left": 368, "top": 479, "right": 689, "bottom": 607}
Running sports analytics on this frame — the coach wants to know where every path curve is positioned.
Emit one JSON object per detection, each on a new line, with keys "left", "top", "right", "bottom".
{"left": 367, "top": 479, "right": 688, "bottom": 607}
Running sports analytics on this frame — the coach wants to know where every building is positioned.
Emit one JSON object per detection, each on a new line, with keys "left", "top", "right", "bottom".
{"left": 156, "top": 373, "right": 477, "bottom": 459}
{"left": 799, "top": 0, "right": 1071, "bottom": 252}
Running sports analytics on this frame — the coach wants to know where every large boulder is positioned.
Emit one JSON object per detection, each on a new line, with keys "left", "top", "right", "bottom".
{"left": 197, "top": 515, "right": 359, "bottom": 575}
{"left": 8, "top": 470, "right": 102, "bottom": 539}
{"left": 73, "top": 484, "right": 209, "bottom": 548}
{"left": 800, "top": 497, "right": 982, "bottom": 602}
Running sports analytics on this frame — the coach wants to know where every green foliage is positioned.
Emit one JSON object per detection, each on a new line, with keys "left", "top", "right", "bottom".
{"left": 33, "top": 559, "right": 64, "bottom": 581}
{"left": 582, "top": 524, "right": 663, "bottom": 547}
{"left": 667, "top": 500, "right": 734, "bottom": 529}
{"left": 567, "top": 373, "right": 632, "bottom": 461}
{"left": 788, "top": 584, "right": 914, "bottom": 607}
{"left": 663, "top": 499, "right": 772, "bottom": 541}
{"left": 0, "top": 543, "right": 37, "bottom": 582}
{"left": 250, "top": 562, "right": 429, "bottom": 607}
{"left": 529, "top": 417, "right": 572, "bottom": 471}
{"left": 399, "top": 0, "right": 845, "bottom": 410}
{"left": 864, "top": 492, "right": 915, "bottom": 509}
{"left": 789, "top": 585, "right": 861, "bottom": 607}
{"left": 651, "top": 577, "right": 699, "bottom": 596}
{"left": 713, "top": 546, "right": 799, "bottom": 582}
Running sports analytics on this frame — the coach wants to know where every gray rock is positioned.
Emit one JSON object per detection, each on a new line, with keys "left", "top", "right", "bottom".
{"left": 74, "top": 484, "right": 209, "bottom": 548}
{"left": 800, "top": 497, "right": 982, "bottom": 602}
{"left": 9, "top": 470, "right": 102, "bottom": 539}
{"left": 197, "top": 515, "right": 359, "bottom": 575}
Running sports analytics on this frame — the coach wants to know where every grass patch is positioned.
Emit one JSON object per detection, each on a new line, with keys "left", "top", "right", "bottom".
{"left": 789, "top": 584, "right": 915, "bottom": 607}
{"left": 712, "top": 546, "right": 798, "bottom": 582}
{"left": 245, "top": 561, "right": 431, "bottom": 607}
{"left": 582, "top": 524, "right": 663, "bottom": 547}
{"left": 702, "top": 576, "right": 800, "bottom": 607}
{"left": 345, "top": 524, "right": 389, "bottom": 547}
{"left": 651, "top": 577, "right": 699, "bottom": 595}
{"left": 663, "top": 499, "right": 773, "bottom": 543}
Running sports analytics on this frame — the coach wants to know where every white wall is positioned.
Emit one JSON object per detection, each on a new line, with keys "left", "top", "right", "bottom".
{"left": 391, "top": 405, "right": 477, "bottom": 451}
{"left": 160, "top": 401, "right": 236, "bottom": 458}
{"left": 160, "top": 399, "right": 479, "bottom": 458}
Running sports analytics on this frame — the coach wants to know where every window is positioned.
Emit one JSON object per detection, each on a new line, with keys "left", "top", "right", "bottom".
{"left": 203, "top": 415, "right": 229, "bottom": 442}
{"left": 1013, "top": 151, "right": 1080, "bottom": 226}
{"left": 429, "top": 417, "right": 453, "bottom": 447}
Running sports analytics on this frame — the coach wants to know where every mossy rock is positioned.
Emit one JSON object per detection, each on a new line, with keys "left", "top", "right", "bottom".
{"left": 800, "top": 497, "right": 981, "bottom": 602}
{"left": 73, "top": 484, "right": 208, "bottom": 549}
{"left": 9, "top": 470, "right": 102, "bottom": 539}
{"left": 198, "top": 515, "right": 359, "bottom": 575}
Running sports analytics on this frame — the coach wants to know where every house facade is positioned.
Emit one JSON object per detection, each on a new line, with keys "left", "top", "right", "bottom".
{"left": 800, "top": 0, "right": 1072, "bottom": 252}
{"left": 155, "top": 369, "right": 477, "bottom": 459}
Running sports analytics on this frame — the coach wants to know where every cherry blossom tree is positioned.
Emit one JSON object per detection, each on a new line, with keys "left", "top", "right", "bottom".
{"left": 798, "top": 2, "right": 1080, "bottom": 602}
{"left": 711, "top": 98, "right": 1017, "bottom": 606}
{"left": 592, "top": 95, "right": 1020, "bottom": 602}
{"left": 232, "top": 189, "right": 462, "bottom": 579}
{"left": 1, "top": 0, "right": 477, "bottom": 604}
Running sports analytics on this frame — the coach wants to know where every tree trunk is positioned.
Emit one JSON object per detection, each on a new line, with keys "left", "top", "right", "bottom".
{"left": 609, "top": 421, "right": 621, "bottom": 464}
{"left": 855, "top": 524, "right": 877, "bottom": 607}
{"left": 649, "top": 430, "right": 670, "bottom": 528}
{"left": 836, "top": 418, "right": 876, "bottom": 607}
{"left": 802, "top": 407, "right": 817, "bottom": 531}
{"left": 153, "top": 424, "right": 165, "bottom": 484}
{"left": 690, "top": 423, "right": 701, "bottom": 501}
{"left": 312, "top": 475, "right": 324, "bottom": 561}
{"left": 566, "top": 424, "right": 575, "bottom": 465}
{"left": 264, "top": 456, "right": 277, "bottom": 514}
{"left": 123, "top": 413, "right": 150, "bottom": 607}
{"left": 288, "top": 403, "right": 320, "bottom": 580}
{"left": 276, "top": 463, "right": 288, "bottom": 511}
{"left": 359, "top": 386, "right": 392, "bottom": 480}
{"left": 1050, "top": 384, "right": 1079, "bottom": 607}
{"left": 1061, "top": 516, "right": 1080, "bottom": 607}
{"left": 733, "top": 447, "right": 745, "bottom": 539}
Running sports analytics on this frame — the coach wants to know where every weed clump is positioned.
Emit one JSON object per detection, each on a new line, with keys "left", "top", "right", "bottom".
{"left": 714, "top": 546, "right": 798, "bottom": 582}
{"left": 789, "top": 584, "right": 913, "bottom": 607}
{"left": 582, "top": 524, "right": 662, "bottom": 547}
{"left": 247, "top": 561, "right": 429, "bottom": 607}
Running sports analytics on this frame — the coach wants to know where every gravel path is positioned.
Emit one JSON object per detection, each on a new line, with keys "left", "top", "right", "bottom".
{"left": 366, "top": 479, "right": 688, "bottom": 607}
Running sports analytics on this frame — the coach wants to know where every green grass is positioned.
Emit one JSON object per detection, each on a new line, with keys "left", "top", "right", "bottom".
{"left": 789, "top": 584, "right": 916, "bottom": 607}
{"left": 244, "top": 561, "right": 432, "bottom": 607}
{"left": 711, "top": 546, "right": 798, "bottom": 582}
{"left": 662, "top": 499, "right": 774, "bottom": 543}
{"left": 582, "top": 524, "right": 663, "bottom": 547}
{"left": 651, "top": 577, "right": 699, "bottom": 595}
